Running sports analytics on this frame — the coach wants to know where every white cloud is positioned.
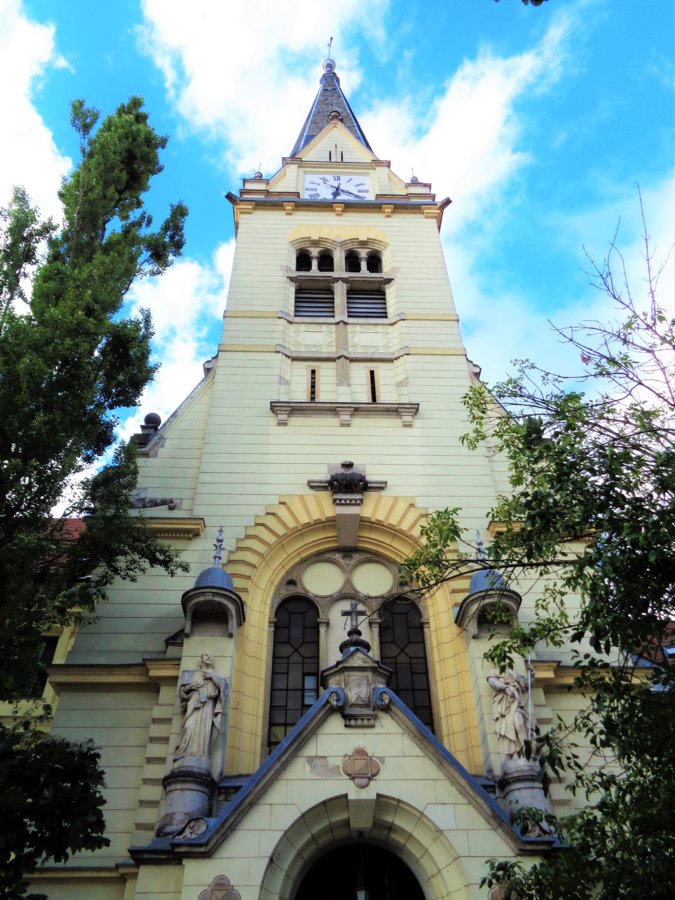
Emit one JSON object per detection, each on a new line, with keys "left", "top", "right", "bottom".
{"left": 362, "top": 14, "right": 573, "bottom": 229}
{"left": 0, "top": 0, "right": 71, "bottom": 217}
{"left": 138, "top": 0, "right": 387, "bottom": 175}
{"left": 119, "top": 240, "right": 235, "bottom": 437}
{"left": 456, "top": 176, "right": 675, "bottom": 388}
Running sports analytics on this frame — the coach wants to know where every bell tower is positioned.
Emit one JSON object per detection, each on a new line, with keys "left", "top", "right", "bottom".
{"left": 37, "top": 56, "right": 558, "bottom": 900}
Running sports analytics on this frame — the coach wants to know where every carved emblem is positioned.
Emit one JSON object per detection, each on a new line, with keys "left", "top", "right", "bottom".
{"left": 198, "top": 874, "right": 241, "bottom": 900}
{"left": 178, "top": 817, "right": 207, "bottom": 839}
{"left": 328, "top": 460, "right": 368, "bottom": 495}
{"left": 341, "top": 747, "right": 381, "bottom": 788}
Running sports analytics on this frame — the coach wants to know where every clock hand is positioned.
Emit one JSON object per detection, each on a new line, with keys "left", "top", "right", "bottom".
{"left": 335, "top": 186, "right": 365, "bottom": 200}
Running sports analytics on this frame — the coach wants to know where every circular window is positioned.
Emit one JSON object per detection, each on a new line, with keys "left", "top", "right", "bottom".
{"left": 301, "top": 560, "right": 345, "bottom": 595}
{"left": 351, "top": 560, "right": 394, "bottom": 595}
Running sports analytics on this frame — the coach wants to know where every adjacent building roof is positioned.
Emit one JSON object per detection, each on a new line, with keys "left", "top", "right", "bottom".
{"left": 290, "top": 58, "right": 373, "bottom": 157}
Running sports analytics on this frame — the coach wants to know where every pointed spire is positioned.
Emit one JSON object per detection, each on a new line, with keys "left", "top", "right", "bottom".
{"left": 290, "top": 56, "right": 372, "bottom": 157}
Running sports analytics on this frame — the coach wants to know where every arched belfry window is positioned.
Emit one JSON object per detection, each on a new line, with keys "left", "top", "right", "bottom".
{"left": 379, "top": 598, "right": 434, "bottom": 731}
{"left": 268, "top": 597, "right": 319, "bottom": 749}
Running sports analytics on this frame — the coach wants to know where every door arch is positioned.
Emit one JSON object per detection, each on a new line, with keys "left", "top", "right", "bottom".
{"left": 294, "top": 842, "right": 425, "bottom": 900}
{"left": 258, "top": 794, "right": 472, "bottom": 900}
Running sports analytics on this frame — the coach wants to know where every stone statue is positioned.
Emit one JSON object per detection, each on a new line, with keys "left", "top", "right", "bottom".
{"left": 487, "top": 667, "right": 535, "bottom": 759}
{"left": 175, "top": 653, "right": 229, "bottom": 761}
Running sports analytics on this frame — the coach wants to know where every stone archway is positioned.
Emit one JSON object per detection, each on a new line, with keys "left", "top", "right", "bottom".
{"left": 258, "top": 794, "right": 472, "bottom": 900}
{"left": 294, "top": 842, "right": 425, "bottom": 900}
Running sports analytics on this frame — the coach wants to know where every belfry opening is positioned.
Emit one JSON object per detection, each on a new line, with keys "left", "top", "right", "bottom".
{"left": 294, "top": 843, "right": 425, "bottom": 900}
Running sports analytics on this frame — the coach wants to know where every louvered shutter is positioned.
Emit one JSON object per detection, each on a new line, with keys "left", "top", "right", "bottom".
{"left": 346, "top": 289, "right": 387, "bottom": 318}
{"left": 294, "top": 288, "right": 335, "bottom": 317}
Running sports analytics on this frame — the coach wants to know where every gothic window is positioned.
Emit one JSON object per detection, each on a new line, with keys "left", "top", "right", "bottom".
{"left": 366, "top": 252, "right": 382, "bottom": 273}
{"left": 268, "top": 597, "right": 319, "bottom": 749}
{"left": 296, "top": 250, "right": 312, "bottom": 271}
{"left": 379, "top": 599, "right": 434, "bottom": 730}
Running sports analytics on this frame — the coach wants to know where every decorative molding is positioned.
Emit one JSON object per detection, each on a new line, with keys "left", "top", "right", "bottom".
{"left": 47, "top": 660, "right": 180, "bottom": 691}
{"left": 270, "top": 400, "right": 419, "bottom": 427}
{"left": 146, "top": 517, "right": 205, "bottom": 540}
{"left": 408, "top": 347, "right": 465, "bottom": 356}
{"left": 224, "top": 310, "right": 279, "bottom": 318}
{"left": 198, "top": 874, "right": 241, "bottom": 900}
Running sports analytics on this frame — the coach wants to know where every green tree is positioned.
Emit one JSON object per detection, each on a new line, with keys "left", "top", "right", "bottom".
{"left": 404, "top": 210, "right": 675, "bottom": 899}
{"left": 0, "top": 97, "right": 188, "bottom": 895}
{"left": 0, "top": 723, "right": 107, "bottom": 900}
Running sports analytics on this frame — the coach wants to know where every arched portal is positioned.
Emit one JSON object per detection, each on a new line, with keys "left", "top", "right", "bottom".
{"left": 295, "top": 842, "right": 425, "bottom": 900}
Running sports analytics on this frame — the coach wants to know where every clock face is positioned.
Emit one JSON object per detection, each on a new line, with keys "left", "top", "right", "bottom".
{"left": 304, "top": 174, "right": 371, "bottom": 201}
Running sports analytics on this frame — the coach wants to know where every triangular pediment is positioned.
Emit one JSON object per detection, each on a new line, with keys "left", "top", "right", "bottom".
{"left": 132, "top": 687, "right": 555, "bottom": 868}
{"left": 295, "top": 120, "right": 377, "bottom": 165}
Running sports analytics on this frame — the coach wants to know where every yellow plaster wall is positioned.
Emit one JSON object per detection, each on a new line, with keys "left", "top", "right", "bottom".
{"left": 49, "top": 685, "right": 157, "bottom": 864}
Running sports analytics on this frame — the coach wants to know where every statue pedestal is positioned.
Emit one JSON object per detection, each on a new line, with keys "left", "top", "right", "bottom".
{"left": 499, "top": 756, "right": 552, "bottom": 835}
{"left": 157, "top": 758, "right": 215, "bottom": 837}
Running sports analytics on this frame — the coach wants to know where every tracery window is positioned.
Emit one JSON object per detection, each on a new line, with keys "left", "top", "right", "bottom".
{"left": 378, "top": 598, "right": 434, "bottom": 730}
{"left": 266, "top": 552, "right": 434, "bottom": 750}
{"left": 267, "top": 597, "right": 319, "bottom": 749}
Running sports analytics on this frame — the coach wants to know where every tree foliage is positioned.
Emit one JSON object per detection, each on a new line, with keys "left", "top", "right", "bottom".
{"left": 404, "top": 206, "right": 675, "bottom": 898}
{"left": 0, "top": 97, "right": 188, "bottom": 894}
{"left": 0, "top": 97, "right": 188, "bottom": 699}
{"left": 0, "top": 722, "right": 107, "bottom": 900}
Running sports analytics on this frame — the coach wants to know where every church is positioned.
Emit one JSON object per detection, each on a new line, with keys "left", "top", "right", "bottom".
{"left": 34, "top": 57, "right": 581, "bottom": 900}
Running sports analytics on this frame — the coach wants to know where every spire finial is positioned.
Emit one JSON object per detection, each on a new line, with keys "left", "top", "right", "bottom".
{"left": 327, "top": 35, "right": 333, "bottom": 58}
{"left": 213, "top": 526, "right": 224, "bottom": 567}
{"left": 476, "top": 529, "right": 487, "bottom": 561}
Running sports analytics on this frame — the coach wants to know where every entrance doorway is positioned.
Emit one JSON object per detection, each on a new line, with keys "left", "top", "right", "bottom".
{"left": 294, "top": 842, "right": 425, "bottom": 900}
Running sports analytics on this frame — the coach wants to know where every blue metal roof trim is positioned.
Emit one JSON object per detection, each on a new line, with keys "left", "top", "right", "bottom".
{"left": 372, "top": 686, "right": 561, "bottom": 847}
{"left": 169, "top": 686, "right": 346, "bottom": 849}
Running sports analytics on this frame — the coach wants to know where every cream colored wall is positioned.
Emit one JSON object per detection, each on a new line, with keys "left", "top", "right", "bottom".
{"left": 47, "top": 134, "right": 580, "bottom": 898}
{"left": 50, "top": 686, "right": 156, "bottom": 863}
{"left": 178, "top": 707, "right": 534, "bottom": 900}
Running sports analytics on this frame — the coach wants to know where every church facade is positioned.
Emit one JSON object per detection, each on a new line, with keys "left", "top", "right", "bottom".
{"left": 34, "top": 59, "right": 582, "bottom": 899}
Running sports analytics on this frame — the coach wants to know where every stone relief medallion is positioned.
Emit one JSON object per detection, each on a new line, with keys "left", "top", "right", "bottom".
{"left": 291, "top": 324, "right": 335, "bottom": 352}
{"left": 198, "top": 874, "right": 241, "bottom": 900}
{"left": 349, "top": 325, "right": 392, "bottom": 352}
{"left": 341, "top": 747, "right": 382, "bottom": 788}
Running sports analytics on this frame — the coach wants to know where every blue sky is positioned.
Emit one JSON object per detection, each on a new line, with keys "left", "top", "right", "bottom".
{"left": 2, "top": 0, "right": 673, "bottom": 435}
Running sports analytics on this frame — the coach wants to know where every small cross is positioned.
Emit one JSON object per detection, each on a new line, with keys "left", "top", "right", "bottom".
{"left": 327, "top": 36, "right": 333, "bottom": 58}
{"left": 342, "top": 599, "right": 368, "bottom": 632}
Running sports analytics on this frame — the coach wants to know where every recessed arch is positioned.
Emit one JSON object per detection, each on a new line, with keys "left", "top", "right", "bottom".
{"left": 258, "top": 794, "right": 472, "bottom": 900}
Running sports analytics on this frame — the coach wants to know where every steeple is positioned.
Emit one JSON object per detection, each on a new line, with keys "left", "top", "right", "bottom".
{"left": 290, "top": 57, "right": 372, "bottom": 157}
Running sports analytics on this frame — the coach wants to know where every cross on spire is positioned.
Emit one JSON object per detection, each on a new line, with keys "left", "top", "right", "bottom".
{"left": 327, "top": 36, "right": 333, "bottom": 59}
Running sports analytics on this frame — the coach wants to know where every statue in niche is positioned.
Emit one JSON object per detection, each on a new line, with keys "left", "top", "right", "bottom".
{"left": 487, "top": 667, "right": 535, "bottom": 759}
{"left": 175, "top": 653, "right": 229, "bottom": 762}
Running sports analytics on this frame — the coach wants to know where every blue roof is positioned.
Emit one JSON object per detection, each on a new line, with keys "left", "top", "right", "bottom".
{"left": 193, "top": 566, "right": 234, "bottom": 591}
{"left": 469, "top": 568, "right": 508, "bottom": 595}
